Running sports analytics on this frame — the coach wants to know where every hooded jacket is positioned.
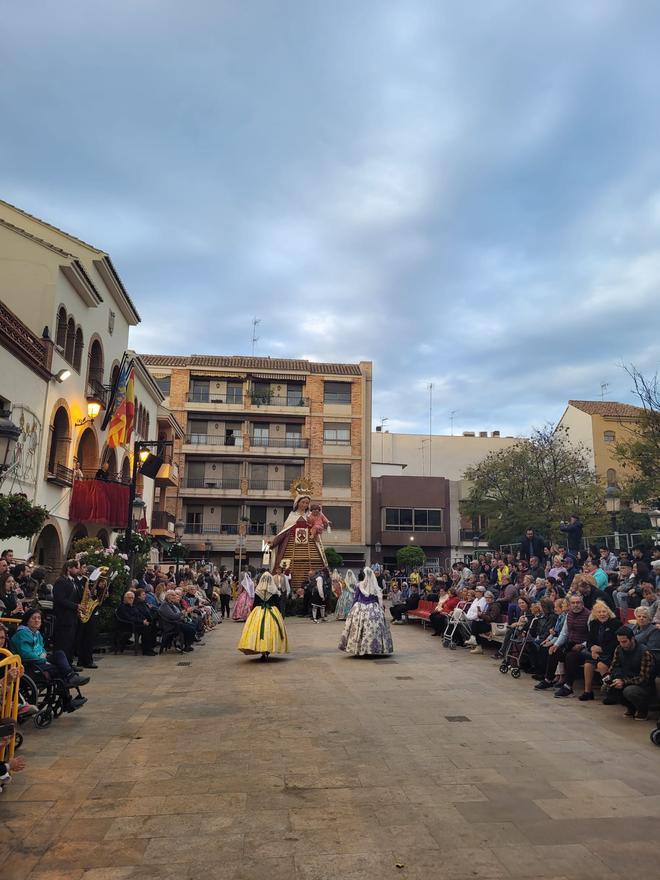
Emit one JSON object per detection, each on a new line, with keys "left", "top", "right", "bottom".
{"left": 10, "top": 625, "right": 46, "bottom": 662}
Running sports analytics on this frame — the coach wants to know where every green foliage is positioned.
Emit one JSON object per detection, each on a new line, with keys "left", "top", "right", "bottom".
{"left": 74, "top": 545, "right": 131, "bottom": 633}
{"left": 396, "top": 545, "right": 426, "bottom": 571}
{"left": 325, "top": 547, "right": 344, "bottom": 567}
{"left": 71, "top": 536, "right": 103, "bottom": 556}
{"left": 613, "top": 366, "right": 660, "bottom": 503}
{"left": 461, "top": 426, "right": 608, "bottom": 546}
{"left": 116, "top": 531, "right": 153, "bottom": 574}
{"left": 0, "top": 493, "right": 49, "bottom": 540}
{"left": 616, "top": 508, "right": 651, "bottom": 535}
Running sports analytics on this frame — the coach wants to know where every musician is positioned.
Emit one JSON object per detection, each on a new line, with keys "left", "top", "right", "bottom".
{"left": 76, "top": 567, "right": 106, "bottom": 669}
{"left": 52, "top": 559, "right": 83, "bottom": 664}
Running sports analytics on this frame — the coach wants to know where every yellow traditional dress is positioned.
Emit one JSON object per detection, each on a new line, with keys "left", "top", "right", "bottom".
{"left": 238, "top": 573, "right": 289, "bottom": 658}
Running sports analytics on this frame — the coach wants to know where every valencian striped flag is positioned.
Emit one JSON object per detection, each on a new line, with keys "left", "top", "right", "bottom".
{"left": 107, "top": 363, "right": 136, "bottom": 448}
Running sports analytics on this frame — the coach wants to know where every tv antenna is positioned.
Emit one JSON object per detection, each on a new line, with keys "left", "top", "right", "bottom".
{"left": 450, "top": 410, "right": 457, "bottom": 436}
{"left": 428, "top": 383, "right": 433, "bottom": 474}
{"left": 600, "top": 382, "right": 609, "bottom": 400}
{"left": 251, "top": 317, "right": 261, "bottom": 356}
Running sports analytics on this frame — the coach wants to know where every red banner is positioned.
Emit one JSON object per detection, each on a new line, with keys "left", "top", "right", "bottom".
{"left": 69, "top": 480, "right": 130, "bottom": 526}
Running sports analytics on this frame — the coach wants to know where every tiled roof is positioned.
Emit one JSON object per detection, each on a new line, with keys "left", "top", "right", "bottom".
{"left": 139, "top": 353, "right": 363, "bottom": 376}
{"left": 568, "top": 400, "right": 644, "bottom": 418}
{"left": 0, "top": 198, "right": 101, "bottom": 252}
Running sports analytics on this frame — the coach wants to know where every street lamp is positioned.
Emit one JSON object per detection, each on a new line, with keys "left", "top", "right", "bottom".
{"left": 472, "top": 533, "right": 480, "bottom": 559}
{"left": 204, "top": 538, "right": 212, "bottom": 564}
{"left": 75, "top": 395, "right": 104, "bottom": 427}
{"left": 375, "top": 541, "right": 382, "bottom": 554}
{"left": 648, "top": 506, "right": 660, "bottom": 546}
{"left": 0, "top": 409, "right": 21, "bottom": 473}
{"left": 132, "top": 496, "right": 146, "bottom": 527}
{"left": 604, "top": 486, "right": 621, "bottom": 550}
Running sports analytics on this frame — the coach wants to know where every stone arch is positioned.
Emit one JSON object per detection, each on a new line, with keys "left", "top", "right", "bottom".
{"left": 86, "top": 335, "right": 104, "bottom": 391}
{"left": 102, "top": 444, "right": 118, "bottom": 480}
{"left": 120, "top": 454, "right": 131, "bottom": 484}
{"left": 96, "top": 528, "right": 110, "bottom": 548}
{"left": 67, "top": 524, "right": 88, "bottom": 557}
{"left": 76, "top": 427, "right": 99, "bottom": 477}
{"left": 32, "top": 521, "right": 64, "bottom": 577}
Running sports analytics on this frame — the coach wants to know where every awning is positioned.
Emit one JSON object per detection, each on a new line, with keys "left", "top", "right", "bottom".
{"left": 250, "top": 373, "right": 305, "bottom": 382}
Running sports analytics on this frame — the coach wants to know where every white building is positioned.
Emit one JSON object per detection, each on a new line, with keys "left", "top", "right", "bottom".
{"left": 0, "top": 200, "right": 165, "bottom": 572}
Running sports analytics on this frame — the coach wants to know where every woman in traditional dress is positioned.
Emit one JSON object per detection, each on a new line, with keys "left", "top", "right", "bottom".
{"left": 237, "top": 572, "right": 289, "bottom": 662}
{"left": 231, "top": 570, "right": 255, "bottom": 621}
{"left": 338, "top": 567, "right": 393, "bottom": 656}
{"left": 334, "top": 569, "right": 357, "bottom": 621}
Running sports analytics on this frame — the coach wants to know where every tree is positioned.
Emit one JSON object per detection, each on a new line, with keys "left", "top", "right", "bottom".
{"left": 614, "top": 366, "right": 660, "bottom": 503}
{"left": 396, "top": 545, "right": 426, "bottom": 571}
{"left": 461, "top": 426, "right": 607, "bottom": 547}
{"left": 0, "top": 494, "right": 49, "bottom": 540}
{"left": 325, "top": 547, "right": 343, "bottom": 568}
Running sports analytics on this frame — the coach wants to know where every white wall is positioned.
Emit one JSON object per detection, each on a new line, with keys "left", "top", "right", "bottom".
{"left": 556, "top": 405, "right": 595, "bottom": 470}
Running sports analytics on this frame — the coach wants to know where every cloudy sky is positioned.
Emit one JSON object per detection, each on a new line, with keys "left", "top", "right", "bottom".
{"left": 3, "top": 1, "right": 660, "bottom": 435}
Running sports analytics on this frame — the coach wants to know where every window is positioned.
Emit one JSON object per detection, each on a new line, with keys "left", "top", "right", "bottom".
{"left": 187, "top": 461, "right": 205, "bottom": 486}
{"left": 324, "top": 381, "right": 351, "bottom": 404}
{"left": 323, "top": 505, "right": 351, "bottom": 530}
{"left": 384, "top": 508, "right": 443, "bottom": 531}
{"left": 65, "top": 318, "right": 76, "bottom": 364}
{"left": 286, "top": 384, "right": 304, "bottom": 406}
{"left": 284, "top": 464, "right": 302, "bottom": 486}
{"left": 323, "top": 463, "right": 351, "bottom": 488}
{"left": 603, "top": 431, "right": 616, "bottom": 443}
{"left": 252, "top": 382, "right": 271, "bottom": 404}
{"left": 190, "top": 380, "right": 209, "bottom": 402}
{"left": 252, "top": 424, "right": 269, "bottom": 445}
{"left": 285, "top": 423, "right": 302, "bottom": 446}
{"left": 323, "top": 422, "right": 351, "bottom": 445}
{"left": 223, "top": 463, "right": 240, "bottom": 487}
{"left": 56, "top": 307, "right": 67, "bottom": 349}
{"left": 606, "top": 468, "right": 617, "bottom": 486}
{"left": 186, "top": 508, "right": 203, "bottom": 530}
{"left": 47, "top": 407, "right": 71, "bottom": 475}
{"left": 73, "top": 328, "right": 84, "bottom": 372}
{"left": 226, "top": 381, "right": 242, "bottom": 404}
{"left": 87, "top": 339, "right": 104, "bottom": 391}
{"left": 250, "top": 463, "right": 268, "bottom": 488}
{"left": 155, "top": 375, "right": 171, "bottom": 396}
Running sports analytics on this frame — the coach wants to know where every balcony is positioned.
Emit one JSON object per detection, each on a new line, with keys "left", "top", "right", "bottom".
{"left": 69, "top": 478, "right": 129, "bottom": 527}
{"left": 151, "top": 510, "right": 175, "bottom": 537}
{"left": 249, "top": 435, "right": 308, "bottom": 449}
{"left": 86, "top": 376, "right": 109, "bottom": 410}
{"left": 155, "top": 460, "right": 179, "bottom": 488}
{"left": 183, "top": 433, "right": 243, "bottom": 453}
{"left": 181, "top": 477, "right": 242, "bottom": 497}
{"left": 248, "top": 394, "right": 309, "bottom": 410}
{"left": 184, "top": 522, "right": 240, "bottom": 536}
{"left": 185, "top": 392, "right": 246, "bottom": 413}
{"left": 247, "top": 479, "right": 291, "bottom": 497}
{"left": 47, "top": 462, "right": 74, "bottom": 488}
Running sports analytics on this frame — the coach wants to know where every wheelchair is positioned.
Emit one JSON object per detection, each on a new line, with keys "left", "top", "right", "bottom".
{"left": 19, "top": 665, "right": 86, "bottom": 729}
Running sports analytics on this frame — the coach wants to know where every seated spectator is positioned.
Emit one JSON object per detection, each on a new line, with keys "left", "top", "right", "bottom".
{"left": 612, "top": 562, "right": 641, "bottom": 613}
{"left": 639, "top": 583, "right": 659, "bottom": 620}
{"left": 467, "top": 591, "right": 501, "bottom": 654}
{"left": 630, "top": 606, "right": 660, "bottom": 663}
{"left": 547, "top": 554, "right": 567, "bottom": 580}
{"left": 9, "top": 609, "right": 89, "bottom": 705}
{"left": 429, "top": 587, "right": 459, "bottom": 636}
{"left": 582, "top": 559, "right": 609, "bottom": 592}
{"left": 534, "top": 594, "right": 590, "bottom": 697}
{"left": 602, "top": 626, "right": 656, "bottom": 720}
{"left": 576, "top": 573, "right": 616, "bottom": 612}
{"left": 579, "top": 600, "right": 620, "bottom": 701}
{"left": 391, "top": 584, "right": 420, "bottom": 623}
{"left": 389, "top": 583, "right": 403, "bottom": 609}
{"left": 0, "top": 718, "right": 26, "bottom": 793}
{"left": 116, "top": 591, "right": 156, "bottom": 655}
{"left": 158, "top": 590, "right": 197, "bottom": 651}
{"left": 0, "top": 573, "right": 24, "bottom": 616}
{"left": 599, "top": 547, "right": 619, "bottom": 573}
{"left": 495, "top": 596, "right": 533, "bottom": 659}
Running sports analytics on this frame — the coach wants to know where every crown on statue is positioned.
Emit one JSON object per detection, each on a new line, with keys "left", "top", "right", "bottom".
{"left": 289, "top": 477, "right": 316, "bottom": 498}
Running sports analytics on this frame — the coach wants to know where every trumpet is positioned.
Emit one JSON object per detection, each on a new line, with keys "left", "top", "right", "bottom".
{"left": 78, "top": 566, "right": 110, "bottom": 623}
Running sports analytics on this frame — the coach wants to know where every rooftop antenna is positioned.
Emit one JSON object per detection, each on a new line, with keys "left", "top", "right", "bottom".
{"left": 251, "top": 317, "right": 261, "bottom": 356}
{"left": 450, "top": 410, "right": 457, "bottom": 436}
{"left": 428, "top": 383, "right": 433, "bottom": 475}
{"left": 420, "top": 438, "right": 429, "bottom": 477}
{"left": 600, "top": 382, "right": 609, "bottom": 400}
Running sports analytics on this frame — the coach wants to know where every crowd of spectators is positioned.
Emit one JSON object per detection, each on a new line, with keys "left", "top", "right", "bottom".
{"left": 385, "top": 535, "right": 660, "bottom": 722}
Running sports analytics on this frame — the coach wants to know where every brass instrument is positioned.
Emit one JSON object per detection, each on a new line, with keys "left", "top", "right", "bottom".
{"left": 78, "top": 566, "right": 110, "bottom": 623}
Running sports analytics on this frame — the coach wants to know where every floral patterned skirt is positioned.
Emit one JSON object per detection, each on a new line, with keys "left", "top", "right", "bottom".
{"left": 334, "top": 588, "right": 355, "bottom": 621}
{"left": 232, "top": 591, "right": 254, "bottom": 621}
{"left": 338, "top": 601, "right": 394, "bottom": 656}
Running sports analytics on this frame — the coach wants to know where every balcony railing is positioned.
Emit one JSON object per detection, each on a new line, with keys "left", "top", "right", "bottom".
{"left": 47, "top": 462, "right": 74, "bottom": 487}
{"left": 151, "top": 510, "right": 175, "bottom": 531}
{"left": 247, "top": 523, "right": 266, "bottom": 535}
{"left": 460, "top": 528, "right": 484, "bottom": 541}
{"left": 185, "top": 433, "right": 243, "bottom": 447}
{"left": 249, "top": 435, "right": 308, "bottom": 448}
{"left": 184, "top": 478, "right": 241, "bottom": 490}
{"left": 184, "top": 522, "right": 239, "bottom": 535}
{"left": 248, "top": 479, "right": 289, "bottom": 491}
{"left": 187, "top": 392, "right": 244, "bottom": 404}
{"left": 86, "top": 376, "right": 108, "bottom": 408}
{"left": 249, "top": 394, "right": 308, "bottom": 407}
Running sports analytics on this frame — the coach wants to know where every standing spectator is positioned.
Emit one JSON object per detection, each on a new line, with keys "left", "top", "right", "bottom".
{"left": 52, "top": 560, "right": 83, "bottom": 665}
{"left": 218, "top": 571, "right": 232, "bottom": 619}
{"left": 94, "top": 462, "right": 110, "bottom": 481}
{"left": 520, "top": 529, "right": 545, "bottom": 563}
{"left": 559, "top": 514, "right": 583, "bottom": 555}
{"left": 602, "top": 626, "right": 656, "bottom": 719}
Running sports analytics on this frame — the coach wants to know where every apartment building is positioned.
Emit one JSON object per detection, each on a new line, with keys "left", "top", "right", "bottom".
{"left": 141, "top": 355, "right": 372, "bottom": 571}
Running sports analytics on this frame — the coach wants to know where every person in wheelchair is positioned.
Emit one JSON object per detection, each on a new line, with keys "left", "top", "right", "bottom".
{"left": 9, "top": 608, "right": 90, "bottom": 691}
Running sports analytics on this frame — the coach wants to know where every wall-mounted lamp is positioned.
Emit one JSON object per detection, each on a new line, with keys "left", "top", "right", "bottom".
{"left": 54, "top": 368, "right": 71, "bottom": 383}
{"left": 75, "top": 395, "right": 104, "bottom": 427}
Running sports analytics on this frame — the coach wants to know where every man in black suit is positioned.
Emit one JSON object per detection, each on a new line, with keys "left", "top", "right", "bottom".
{"left": 52, "top": 559, "right": 83, "bottom": 663}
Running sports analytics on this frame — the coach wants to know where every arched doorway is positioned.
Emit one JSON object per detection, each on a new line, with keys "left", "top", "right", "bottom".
{"left": 67, "top": 525, "right": 88, "bottom": 557}
{"left": 103, "top": 447, "right": 118, "bottom": 481}
{"left": 33, "top": 524, "right": 63, "bottom": 576}
{"left": 47, "top": 406, "right": 71, "bottom": 476}
{"left": 96, "top": 529, "right": 110, "bottom": 548}
{"left": 121, "top": 455, "right": 131, "bottom": 485}
{"left": 77, "top": 428, "right": 99, "bottom": 478}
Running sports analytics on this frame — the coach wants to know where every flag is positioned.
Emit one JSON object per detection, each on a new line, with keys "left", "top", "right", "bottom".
{"left": 107, "top": 363, "right": 135, "bottom": 448}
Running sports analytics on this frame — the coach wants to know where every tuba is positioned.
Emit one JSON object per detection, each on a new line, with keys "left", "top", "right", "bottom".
{"left": 78, "top": 566, "right": 110, "bottom": 623}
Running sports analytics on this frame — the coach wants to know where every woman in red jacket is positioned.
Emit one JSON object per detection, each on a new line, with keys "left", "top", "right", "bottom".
{"left": 429, "top": 587, "right": 461, "bottom": 636}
